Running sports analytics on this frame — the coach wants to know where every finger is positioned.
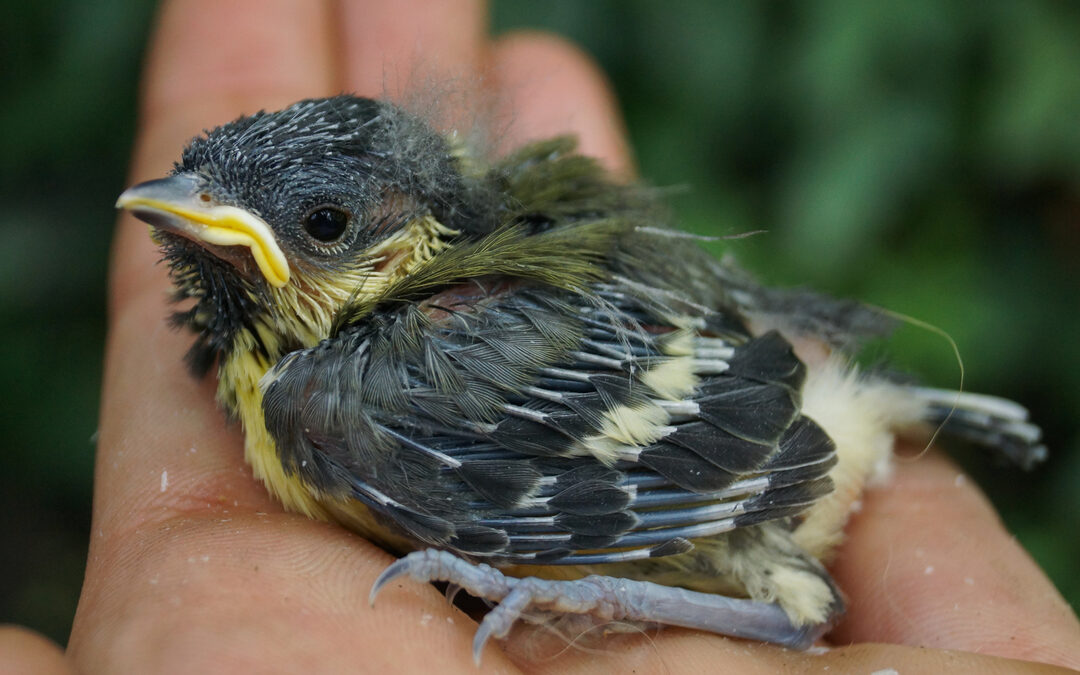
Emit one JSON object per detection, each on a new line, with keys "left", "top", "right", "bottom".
{"left": 829, "top": 450, "right": 1080, "bottom": 670}
{"left": 92, "top": 289, "right": 278, "bottom": 537}
{"left": 491, "top": 32, "right": 633, "bottom": 175}
{"left": 109, "top": 0, "right": 337, "bottom": 314}
{"left": 71, "top": 513, "right": 525, "bottom": 673}
{"left": 505, "top": 624, "right": 1072, "bottom": 675}
{"left": 338, "top": 0, "right": 488, "bottom": 98}
{"left": 0, "top": 626, "right": 73, "bottom": 675}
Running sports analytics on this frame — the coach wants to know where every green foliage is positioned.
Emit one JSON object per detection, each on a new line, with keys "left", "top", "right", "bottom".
{"left": 2, "top": 0, "right": 1077, "bottom": 644}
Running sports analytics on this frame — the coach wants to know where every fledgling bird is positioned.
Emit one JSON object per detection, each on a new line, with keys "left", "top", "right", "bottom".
{"left": 117, "top": 95, "right": 1045, "bottom": 661}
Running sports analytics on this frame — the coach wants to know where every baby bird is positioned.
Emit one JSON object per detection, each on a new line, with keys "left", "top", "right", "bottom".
{"left": 117, "top": 95, "right": 1045, "bottom": 662}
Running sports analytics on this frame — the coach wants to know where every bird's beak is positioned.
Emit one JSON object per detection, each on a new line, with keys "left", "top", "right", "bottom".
{"left": 116, "top": 173, "right": 290, "bottom": 288}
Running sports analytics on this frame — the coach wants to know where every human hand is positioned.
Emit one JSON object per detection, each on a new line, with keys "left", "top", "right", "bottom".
{"left": 6, "top": 1, "right": 1079, "bottom": 672}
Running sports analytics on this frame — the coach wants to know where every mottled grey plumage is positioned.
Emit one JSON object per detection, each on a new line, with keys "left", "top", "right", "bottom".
{"left": 261, "top": 278, "right": 835, "bottom": 564}
{"left": 118, "top": 95, "right": 1046, "bottom": 659}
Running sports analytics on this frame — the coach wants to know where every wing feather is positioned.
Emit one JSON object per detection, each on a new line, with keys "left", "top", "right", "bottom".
{"left": 260, "top": 278, "right": 837, "bottom": 564}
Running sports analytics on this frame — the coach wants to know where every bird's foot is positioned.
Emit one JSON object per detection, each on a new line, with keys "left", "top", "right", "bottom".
{"left": 370, "top": 549, "right": 828, "bottom": 664}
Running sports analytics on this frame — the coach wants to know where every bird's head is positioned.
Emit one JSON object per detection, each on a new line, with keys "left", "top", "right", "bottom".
{"left": 117, "top": 96, "right": 494, "bottom": 375}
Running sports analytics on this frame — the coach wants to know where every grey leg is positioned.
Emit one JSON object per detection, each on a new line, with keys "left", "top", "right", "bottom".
{"left": 370, "top": 549, "right": 829, "bottom": 664}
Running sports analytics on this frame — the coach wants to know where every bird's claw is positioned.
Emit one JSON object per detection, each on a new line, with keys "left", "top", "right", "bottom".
{"left": 371, "top": 548, "right": 827, "bottom": 664}
{"left": 372, "top": 550, "right": 639, "bottom": 663}
{"left": 372, "top": 550, "right": 638, "bottom": 663}
{"left": 370, "top": 549, "right": 525, "bottom": 663}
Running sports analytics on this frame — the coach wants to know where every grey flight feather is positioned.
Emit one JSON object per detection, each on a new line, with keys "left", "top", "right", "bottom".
{"left": 260, "top": 271, "right": 838, "bottom": 565}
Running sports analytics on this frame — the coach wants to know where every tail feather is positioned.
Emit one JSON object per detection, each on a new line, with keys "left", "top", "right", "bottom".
{"left": 908, "top": 387, "right": 1047, "bottom": 470}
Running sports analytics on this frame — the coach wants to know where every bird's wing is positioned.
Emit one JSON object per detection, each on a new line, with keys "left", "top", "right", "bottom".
{"left": 260, "top": 279, "right": 837, "bottom": 565}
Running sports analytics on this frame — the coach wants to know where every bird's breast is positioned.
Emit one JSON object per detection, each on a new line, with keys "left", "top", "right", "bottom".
{"left": 219, "top": 346, "right": 331, "bottom": 520}
{"left": 219, "top": 335, "right": 417, "bottom": 549}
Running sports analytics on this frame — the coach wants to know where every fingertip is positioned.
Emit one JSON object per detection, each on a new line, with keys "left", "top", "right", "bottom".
{"left": 490, "top": 31, "right": 633, "bottom": 176}
{"left": 338, "top": 0, "right": 488, "bottom": 98}
{"left": 335, "top": 0, "right": 491, "bottom": 138}
{"left": 0, "top": 626, "right": 73, "bottom": 675}
{"left": 140, "top": 0, "right": 335, "bottom": 129}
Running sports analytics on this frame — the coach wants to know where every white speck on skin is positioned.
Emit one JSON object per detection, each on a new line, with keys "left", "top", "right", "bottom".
{"left": 954, "top": 473, "right": 967, "bottom": 487}
{"left": 446, "top": 617, "right": 454, "bottom": 624}
{"left": 924, "top": 565, "right": 934, "bottom": 575}
{"left": 870, "top": 669, "right": 899, "bottom": 675}
{"left": 849, "top": 499, "right": 863, "bottom": 514}
{"left": 420, "top": 613, "right": 433, "bottom": 626}
{"left": 805, "top": 645, "right": 830, "bottom": 655}
{"left": 189, "top": 446, "right": 197, "bottom": 454}
{"left": 149, "top": 576, "right": 159, "bottom": 585}
{"left": 160, "top": 470, "right": 169, "bottom": 492}
{"left": 964, "top": 577, "right": 975, "bottom": 586}
{"left": 201, "top": 555, "right": 210, "bottom": 562}
{"left": 914, "top": 547, "right": 925, "bottom": 558}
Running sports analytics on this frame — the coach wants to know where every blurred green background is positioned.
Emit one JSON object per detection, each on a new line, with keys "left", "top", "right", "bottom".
{"left": 3, "top": 0, "right": 1077, "bottom": 645}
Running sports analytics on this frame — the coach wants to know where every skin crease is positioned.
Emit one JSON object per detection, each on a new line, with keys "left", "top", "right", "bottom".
{"left": 3, "top": 1, "right": 1078, "bottom": 673}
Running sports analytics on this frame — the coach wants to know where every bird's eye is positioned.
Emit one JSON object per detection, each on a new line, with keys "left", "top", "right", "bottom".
{"left": 304, "top": 206, "right": 350, "bottom": 242}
